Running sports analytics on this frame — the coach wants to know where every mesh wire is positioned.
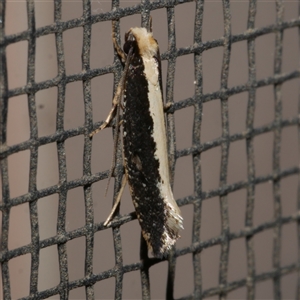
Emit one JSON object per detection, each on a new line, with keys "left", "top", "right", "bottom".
{"left": 1, "top": 0, "right": 300, "bottom": 299}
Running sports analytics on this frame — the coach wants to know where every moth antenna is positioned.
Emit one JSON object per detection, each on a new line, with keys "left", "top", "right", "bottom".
{"left": 103, "top": 46, "right": 134, "bottom": 196}
{"left": 104, "top": 175, "right": 127, "bottom": 226}
{"left": 104, "top": 120, "right": 119, "bottom": 197}
{"left": 112, "top": 20, "right": 126, "bottom": 62}
{"left": 147, "top": 15, "right": 153, "bottom": 32}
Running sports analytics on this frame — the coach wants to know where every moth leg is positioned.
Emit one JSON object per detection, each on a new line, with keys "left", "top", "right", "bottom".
{"left": 89, "top": 84, "right": 123, "bottom": 138}
{"left": 89, "top": 105, "right": 117, "bottom": 138}
{"left": 89, "top": 46, "right": 133, "bottom": 138}
{"left": 164, "top": 102, "right": 172, "bottom": 112}
{"left": 104, "top": 175, "right": 128, "bottom": 226}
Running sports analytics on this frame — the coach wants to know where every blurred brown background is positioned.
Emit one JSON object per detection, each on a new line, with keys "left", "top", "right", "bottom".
{"left": 2, "top": 0, "right": 299, "bottom": 299}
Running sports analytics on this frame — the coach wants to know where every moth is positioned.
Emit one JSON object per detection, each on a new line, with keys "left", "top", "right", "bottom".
{"left": 91, "top": 20, "right": 183, "bottom": 258}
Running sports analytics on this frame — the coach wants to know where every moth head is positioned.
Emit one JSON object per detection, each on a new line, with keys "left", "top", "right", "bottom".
{"left": 123, "top": 30, "right": 138, "bottom": 56}
{"left": 124, "top": 27, "right": 158, "bottom": 58}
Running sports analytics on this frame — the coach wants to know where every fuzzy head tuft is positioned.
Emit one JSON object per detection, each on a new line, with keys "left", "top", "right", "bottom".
{"left": 125, "top": 27, "right": 158, "bottom": 59}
